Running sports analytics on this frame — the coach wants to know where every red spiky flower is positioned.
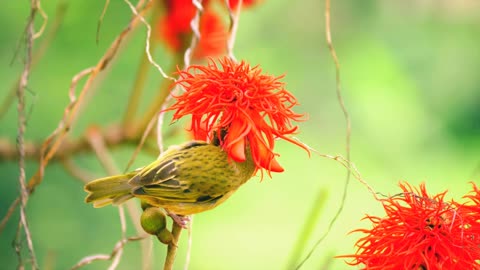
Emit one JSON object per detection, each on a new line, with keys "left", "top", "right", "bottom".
{"left": 459, "top": 183, "right": 480, "bottom": 252}
{"left": 167, "top": 57, "right": 307, "bottom": 174}
{"left": 338, "top": 182, "right": 480, "bottom": 270}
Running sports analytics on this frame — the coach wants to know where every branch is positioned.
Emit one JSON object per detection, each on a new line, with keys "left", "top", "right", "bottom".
{"left": 0, "top": 1, "right": 67, "bottom": 120}
{"left": 71, "top": 235, "right": 146, "bottom": 270}
{"left": 0, "top": 123, "right": 155, "bottom": 162}
{"left": 163, "top": 222, "right": 183, "bottom": 270}
{"left": 122, "top": 0, "right": 163, "bottom": 133}
{"left": 0, "top": 0, "right": 151, "bottom": 237}
{"left": 15, "top": 0, "right": 42, "bottom": 268}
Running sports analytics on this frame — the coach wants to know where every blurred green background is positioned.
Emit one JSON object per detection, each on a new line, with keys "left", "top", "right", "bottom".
{"left": 1, "top": 0, "right": 479, "bottom": 269}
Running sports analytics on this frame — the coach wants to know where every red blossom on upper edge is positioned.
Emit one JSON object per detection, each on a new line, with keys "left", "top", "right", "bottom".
{"left": 158, "top": 0, "right": 258, "bottom": 58}
{"left": 167, "top": 57, "right": 307, "bottom": 174}
{"left": 338, "top": 182, "right": 480, "bottom": 270}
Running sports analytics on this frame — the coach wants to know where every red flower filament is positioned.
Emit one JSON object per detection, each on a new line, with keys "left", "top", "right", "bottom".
{"left": 339, "top": 183, "right": 480, "bottom": 269}
{"left": 167, "top": 57, "right": 307, "bottom": 174}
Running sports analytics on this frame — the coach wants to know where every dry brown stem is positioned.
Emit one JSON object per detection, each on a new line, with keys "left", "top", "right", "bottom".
{"left": 71, "top": 235, "right": 146, "bottom": 270}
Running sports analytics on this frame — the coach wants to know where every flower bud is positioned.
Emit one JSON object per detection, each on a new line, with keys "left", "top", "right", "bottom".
{"left": 140, "top": 207, "right": 167, "bottom": 235}
{"left": 157, "top": 228, "right": 173, "bottom": 244}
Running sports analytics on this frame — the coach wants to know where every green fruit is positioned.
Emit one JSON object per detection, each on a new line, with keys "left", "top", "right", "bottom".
{"left": 157, "top": 228, "right": 173, "bottom": 244}
{"left": 140, "top": 207, "right": 167, "bottom": 235}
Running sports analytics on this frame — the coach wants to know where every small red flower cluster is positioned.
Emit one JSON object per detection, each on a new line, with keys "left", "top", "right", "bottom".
{"left": 158, "top": 0, "right": 258, "bottom": 58}
{"left": 167, "top": 57, "right": 307, "bottom": 174}
{"left": 339, "top": 182, "right": 480, "bottom": 269}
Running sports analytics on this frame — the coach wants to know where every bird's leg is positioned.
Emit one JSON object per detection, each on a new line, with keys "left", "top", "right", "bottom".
{"left": 167, "top": 212, "right": 191, "bottom": 229}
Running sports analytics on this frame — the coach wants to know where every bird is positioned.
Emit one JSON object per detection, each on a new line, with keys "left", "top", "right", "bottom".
{"left": 84, "top": 140, "right": 256, "bottom": 226}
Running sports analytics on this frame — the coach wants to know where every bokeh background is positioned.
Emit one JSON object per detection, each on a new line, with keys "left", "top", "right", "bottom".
{"left": 1, "top": 0, "right": 479, "bottom": 269}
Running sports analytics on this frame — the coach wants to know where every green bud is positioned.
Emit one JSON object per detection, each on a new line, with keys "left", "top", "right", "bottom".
{"left": 157, "top": 228, "right": 173, "bottom": 245}
{"left": 140, "top": 207, "right": 167, "bottom": 235}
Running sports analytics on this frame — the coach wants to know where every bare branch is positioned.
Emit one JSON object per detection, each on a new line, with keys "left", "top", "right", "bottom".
{"left": 71, "top": 236, "right": 146, "bottom": 270}
{"left": 0, "top": 0, "right": 151, "bottom": 250}
{"left": 123, "top": 0, "right": 176, "bottom": 81}
{"left": 16, "top": 0, "right": 41, "bottom": 268}
{"left": 225, "top": 0, "right": 242, "bottom": 62}
{"left": 0, "top": 198, "right": 20, "bottom": 235}
{"left": 0, "top": 123, "right": 156, "bottom": 162}
{"left": 183, "top": 0, "right": 204, "bottom": 67}
{"left": 60, "top": 158, "right": 97, "bottom": 184}
{"left": 86, "top": 126, "right": 121, "bottom": 175}
{"left": 1, "top": 1, "right": 67, "bottom": 120}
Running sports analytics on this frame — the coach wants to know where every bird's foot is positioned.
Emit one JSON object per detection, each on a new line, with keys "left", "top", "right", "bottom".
{"left": 167, "top": 212, "right": 191, "bottom": 229}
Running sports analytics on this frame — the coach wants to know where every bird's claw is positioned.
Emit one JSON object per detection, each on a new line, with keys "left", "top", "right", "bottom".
{"left": 168, "top": 212, "right": 191, "bottom": 229}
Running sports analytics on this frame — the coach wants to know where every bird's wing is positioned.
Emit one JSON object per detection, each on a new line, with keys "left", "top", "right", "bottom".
{"left": 128, "top": 141, "right": 222, "bottom": 203}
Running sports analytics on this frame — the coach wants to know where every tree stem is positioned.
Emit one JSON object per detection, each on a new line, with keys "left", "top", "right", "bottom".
{"left": 163, "top": 222, "right": 183, "bottom": 270}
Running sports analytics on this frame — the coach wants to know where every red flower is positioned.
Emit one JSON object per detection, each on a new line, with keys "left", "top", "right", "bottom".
{"left": 158, "top": 0, "right": 197, "bottom": 51}
{"left": 459, "top": 183, "right": 480, "bottom": 250}
{"left": 338, "top": 183, "right": 480, "bottom": 270}
{"left": 228, "top": 0, "right": 259, "bottom": 8}
{"left": 158, "top": 0, "right": 258, "bottom": 58}
{"left": 167, "top": 57, "right": 307, "bottom": 174}
{"left": 193, "top": 10, "right": 228, "bottom": 59}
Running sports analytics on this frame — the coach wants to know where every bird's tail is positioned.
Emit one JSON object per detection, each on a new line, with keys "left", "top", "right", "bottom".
{"left": 84, "top": 172, "right": 136, "bottom": 208}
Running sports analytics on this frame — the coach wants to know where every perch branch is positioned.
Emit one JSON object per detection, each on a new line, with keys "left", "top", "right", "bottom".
{"left": 163, "top": 222, "right": 183, "bottom": 270}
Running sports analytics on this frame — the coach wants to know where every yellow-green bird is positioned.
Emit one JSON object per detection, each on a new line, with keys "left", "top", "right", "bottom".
{"left": 84, "top": 141, "right": 256, "bottom": 225}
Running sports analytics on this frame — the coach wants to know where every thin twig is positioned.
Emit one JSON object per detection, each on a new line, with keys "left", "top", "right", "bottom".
{"left": 1, "top": 1, "right": 67, "bottom": 120}
{"left": 107, "top": 206, "right": 127, "bottom": 270}
{"left": 122, "top": 0, "right": 163, "bottom": 132}
{"left": 123, "top": 0, "right": 175, "bottom": 81}
{"left": 86, "top": 126, "right": 121, "bottom": 174}
{"left": 295, "top": 0, "right": 352, "bottom": 268}
{"left": 183, "top": 216, "right": 193, "bottom": 270}
{"left": 184, "top": 0, "right": 203, "bottom": 67}
{"left": 32, "top": 1, "right": 48, "bottom": 40}
{"left": 60, "top": 158, "right": 97, "bottom": 184}
{"left": 0, "top": 198, "right": 20, "bottom": 235}
{"left": 84, "top": 128, "right": 147, "bottom": 270}
{"left": 0, "top": 123, "right": 155, "bottom": 162}
{"left": 152, "top": 0, "right": 205, "bottom": 155}
{"left": 164, "top": 222, "right": 183, "bottom": 270}
{"left": 225, "top": 0, "right": 242, "bottom": 62}
{"left": 16, "top": 1, "right": 40, "bottom": 268}
{"left": 71, "top": 236, "right": 146, "bottom": 270}
{"left": 0, "top": 1, "right": 150, "bottom": 232}
{"left": 125, "top": 111, "right": 159, "bottom": 172}
{"left": 97, "top": 0, "right": 110, "bottom": 44}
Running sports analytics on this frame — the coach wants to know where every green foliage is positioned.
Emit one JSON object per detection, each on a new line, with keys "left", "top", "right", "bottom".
{"left": 1, "top": 1, "right": 479, "bottom": 269}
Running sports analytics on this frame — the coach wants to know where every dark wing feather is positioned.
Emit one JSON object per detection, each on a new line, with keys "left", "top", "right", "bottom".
{"left": 129, "top": 141, "right": 218, "bottom": 204}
